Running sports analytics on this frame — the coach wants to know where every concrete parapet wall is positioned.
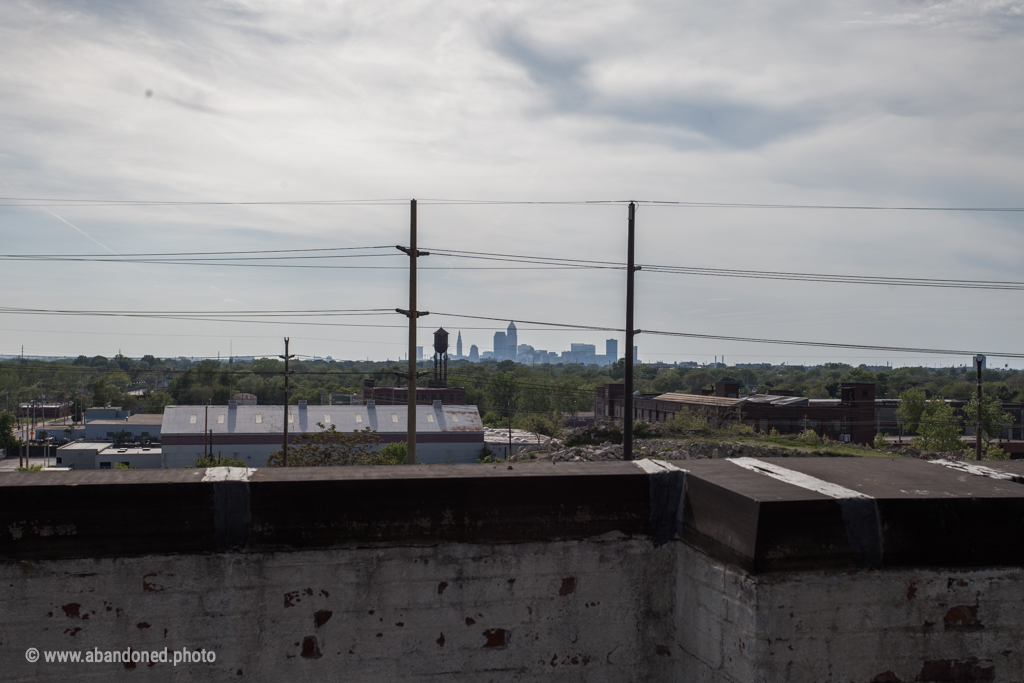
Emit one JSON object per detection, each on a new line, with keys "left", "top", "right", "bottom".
{"left": 3, "top": 458, "right": 1024, "bottom": 681}
{"left": 2, "top": 540, "right": 677, "bottom": 682}
{"left": 677, "top": 543, "right": 1024, "bottom": 682}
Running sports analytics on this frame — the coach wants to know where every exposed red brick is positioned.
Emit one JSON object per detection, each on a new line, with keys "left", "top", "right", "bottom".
{"left": 314, "top": 610, "right": 332, "bottom": 629}
{"left": 436, "top": 632, "right": 445, "bottom": 647}
{"left": 918, "top": 657, "right": 993, "bottom": 681}
{"left": 437, "top": 581, "right": 448, "bottom": 594}
{"left": 872, "top": 671, "right": 900, "bottom": 682}
{"left": 300, "top": 636, "right": 322, "bottom": 659}
{"left": 61, "top": 603, "right": 81, "bottom": 618}
{"left": 907, "top": 582, "right": 917, "bottom": 600}
{"left": 559, "top": 577, "right": 576, "bottom": 596}
{"left": 482, "top": 628, "right": 509, "bottom": 648}
{"left": 944, "top": 605, "right": 983, "bottom": 631}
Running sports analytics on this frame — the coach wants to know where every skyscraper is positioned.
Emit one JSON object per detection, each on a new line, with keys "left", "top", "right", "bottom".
{"left": 469, "top": 345, "right": 479, "bottom": 362}
{"left": 493, "top": 331, "right": 506, "bottom": 360}
{"left": 606, "top": 339, "right": 618, "bottom": 363}
{"left": 506, "top": 322, "right": 517, "bottom": 362}
{"left": 456, "top": 331, "right": 463, "bottom": 358}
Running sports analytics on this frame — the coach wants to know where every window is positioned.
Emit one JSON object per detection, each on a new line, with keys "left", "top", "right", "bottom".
{"left": 255, "top": 415, "right": 263, "bottom": 424}
{"left": 99, "top": 462, "right": 111, "bottom": 469}
{"left": 391, "top": 413, "right": 398, "bottom": 423}
{"left": 449, "top": 394, "right": 454, "bottom": 401}
{"left": 189, "top": 414, "right": 197, "bottom": 424}
{"left": 141, "top": 432, "right": 149, "bottom": 437}
{"left": 451, "top": 413, "right": 460, "bottom": 423}
{"left": 324, "top": 414, "right": 331, "bottom": 424}
{"left": 217, "top": 415, "right": 225, "bottom": 424}
{"left": 106, "top": 432, "right": 115, "bottom": 437}
{"left": 355, "top": 414, "right": 363, "bottom": 423}
{"left": 56, "top": 457, "right": 62, "bottom": 464}
{"left": 426, "top": 414, "right": 434, "bottom": 423}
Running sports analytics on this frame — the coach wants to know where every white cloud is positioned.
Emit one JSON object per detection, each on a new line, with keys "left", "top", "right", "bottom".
{"left": 0, "top": 0, "right": 1021, "bottom": 364}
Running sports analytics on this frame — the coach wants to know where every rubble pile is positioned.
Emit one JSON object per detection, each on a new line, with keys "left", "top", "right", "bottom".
{"left": 507, "top": 439, "right": 817, "bottom": 463}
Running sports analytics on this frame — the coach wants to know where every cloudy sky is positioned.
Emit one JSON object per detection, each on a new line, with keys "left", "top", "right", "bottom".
{"left": 1, "top": 0, "right": 1022, "bottom": 367}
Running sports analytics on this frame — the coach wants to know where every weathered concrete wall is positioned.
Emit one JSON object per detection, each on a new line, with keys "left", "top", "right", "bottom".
{"left": 2, "top": 539, "right": 677, "bottom": 682}
{"left": 6, "top": 458, "right": 1024, "bottom": 681}
{"left": 677, "top": 542, "right": 1024, "bottom": 682}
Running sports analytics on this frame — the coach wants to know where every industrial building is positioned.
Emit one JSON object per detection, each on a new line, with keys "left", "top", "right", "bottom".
{"left": 595, "top": 380, "right": 878, "bottom": 444}
{"left": 161, "top": 400, "right": 485, "bottom": 467}
{"left": 55, "top": 441, "right": 163, "bottom": 469}
{"left": 83, "top": 413, "right": 164, "bottom": 442}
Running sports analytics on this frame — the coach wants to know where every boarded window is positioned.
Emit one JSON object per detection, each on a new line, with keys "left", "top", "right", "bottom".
{"left": 324, "top": 414, "right": 331, "bottom": 424}
{"left": 189, "top": 414, "right": 197, "bottom": 424}
{"left": 255, "top": 415, "right": 263, "bottom": 424}
{"left": 391, "top": 413, "right": 398, "bottom": 423}
{"left": 355, "top": 414, "right": 363, "bottom": 423}
{"left": 288, "top": 414, "right": 294, "bottom": 424}
{"left": 426, "top": 414, "right": 434, "bottom": 423}
{"left": 451, "top": 414, "right": 460, "bottom": 423}
{"left": 217, "top": 415, "right": 225, "bottom": 424}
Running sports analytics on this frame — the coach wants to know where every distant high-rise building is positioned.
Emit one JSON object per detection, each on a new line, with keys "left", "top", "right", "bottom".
{"left": 606, "top": 339, "right": 618, "bottom": 363}
{"left": 469, "top": 345, "right": 479, "bottom": 362}
{"left": 633, "top": 345, "right": 638, "bottom": 363}
{"left": 493, "top": 331, "right": 506, "bottom": 360}
{"left": 416, "top": 346, "right": 423, "bottom": 361}
{"left": 456, "top": 331, "right": 463, "bottom": 358}
{"left": 506, "top": 322, "right": 517, "bottom": 362}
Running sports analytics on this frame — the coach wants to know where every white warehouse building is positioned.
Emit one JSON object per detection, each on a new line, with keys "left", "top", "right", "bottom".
{"left": 161, "top": 400, "right": 485, "bottom": 468}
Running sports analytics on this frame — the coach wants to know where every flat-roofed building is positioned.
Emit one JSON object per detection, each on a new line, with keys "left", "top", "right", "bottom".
{"left": 161, "top": 400, "right": 485, "bottom": 467}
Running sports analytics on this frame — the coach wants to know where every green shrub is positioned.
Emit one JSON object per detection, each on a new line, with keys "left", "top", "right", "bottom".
{"left": 796, "top": 429, "right": 821, "bottom": 445}
{"left": 481, "top": 411, "right": 506, "bottom": 428}
{"left": 377, "top": 441, "right": 407, "bottom": 465}
{"left": 191, "top": 455, "right": 248, "bottom": 468}
{"left": 16, "top": 464, "right": 43, "bottom": 471}
{"left": 985, "top": 444, "right": 1009, "bottom": 461}
{"left": 873, "top": 433, "right": 888, "bottom": 449}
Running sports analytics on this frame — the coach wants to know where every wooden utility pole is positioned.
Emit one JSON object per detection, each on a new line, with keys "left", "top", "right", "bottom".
{"left": 975, "top": 354, "right": 985, "bottom": 461}
{"left": 623, "top": 202, "right": 638, "bottom": 461}
{"left": 396, "top": 200, "right": 429, "bottom": 464}
{"left": 280, "top": 338, "right": 295, "bottom": 467}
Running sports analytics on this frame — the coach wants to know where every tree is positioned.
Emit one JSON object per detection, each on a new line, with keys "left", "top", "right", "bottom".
{"left": 266, "top": 423, "right": 394, "bottom": 467}
{"left": 485, "top": 372, "right": 522, "bottom": 418}
{"left": 912, "top": 398, "right": 963, "bottom": 452}
{"left": 965, "top": 394, "right": 1013, "bottom": 454}
{"left": 0, "top": 412, "right": 18, "bottom": 455}
{"left": 896, "top": 388, "right": 927, "bottom": 434}
{"left": 684, "top": 371, "right": 715, "bottom": 394}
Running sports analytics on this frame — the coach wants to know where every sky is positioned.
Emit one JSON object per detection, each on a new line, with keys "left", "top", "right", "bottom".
{"left": 1, "top": 0, "right": 1023, "bottom": 368}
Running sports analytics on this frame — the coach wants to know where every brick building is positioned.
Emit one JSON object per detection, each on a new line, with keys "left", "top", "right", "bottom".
{"left": 595, "top": 380, "right": 878, "bottom": 445}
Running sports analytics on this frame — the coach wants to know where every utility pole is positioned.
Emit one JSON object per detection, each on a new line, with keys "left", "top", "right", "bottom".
{"left": 204, "top": 404, "right": 209, "bottom": 458}
{"left": 975, "top": 354, "right": 985, "bottom": 461}
{"left": 280, "top": 338, "right": 295, "bottom": 467}
{"left": 623, "top": 202, "right": 639, "bottom": 461}
{"left": 396, "top": 200, "right": 430, "bottom": 465}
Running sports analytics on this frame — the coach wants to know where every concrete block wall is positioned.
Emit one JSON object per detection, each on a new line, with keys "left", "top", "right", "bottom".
{"left": 676, "top": 543, "right": 1024, "bottom": 682}
{"left": 5, "top": 458, "right": 1024, "bottom": 681}
{"left": 2, "top": 540, "right": 677, "bottom": 682}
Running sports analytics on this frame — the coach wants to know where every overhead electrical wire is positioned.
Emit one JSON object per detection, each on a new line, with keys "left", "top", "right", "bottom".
{"left": 3, "top": 196, "right": 1024, "bottom": 211}
{"left": 3, "top": 244, "right": 1021, "bottom": 290}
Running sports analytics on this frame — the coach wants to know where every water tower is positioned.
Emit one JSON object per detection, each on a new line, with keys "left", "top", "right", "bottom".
{"left": 432, "top": 328, "right": 449, "bottom": 386}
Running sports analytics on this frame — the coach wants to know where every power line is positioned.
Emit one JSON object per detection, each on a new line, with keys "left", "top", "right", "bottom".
{"left": 3, "top": 196, "right": 1024, "bottom": 211}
